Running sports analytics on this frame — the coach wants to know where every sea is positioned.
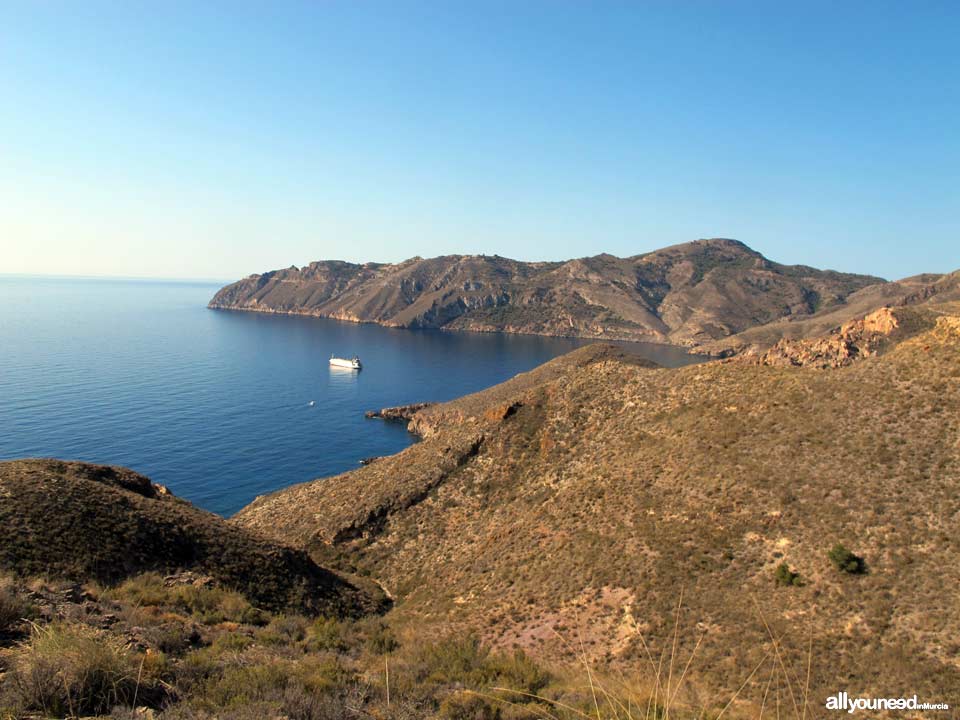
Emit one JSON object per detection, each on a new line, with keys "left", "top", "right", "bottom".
{"left": 0, "top": 276, "right": 702, "bottom": 516}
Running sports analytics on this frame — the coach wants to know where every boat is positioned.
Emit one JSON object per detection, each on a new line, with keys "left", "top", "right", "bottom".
{"left": 329, "top": 355, "right": 362, "bottom": 370}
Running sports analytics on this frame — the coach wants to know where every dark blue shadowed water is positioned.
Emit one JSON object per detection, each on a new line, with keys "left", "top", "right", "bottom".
{"left": 0, "top": 276, "right": 702, "bottom": 516}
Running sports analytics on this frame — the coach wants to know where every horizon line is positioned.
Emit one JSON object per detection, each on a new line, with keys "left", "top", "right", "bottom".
{"left": 0, "top": 272, "right": 231, "bottom": 284}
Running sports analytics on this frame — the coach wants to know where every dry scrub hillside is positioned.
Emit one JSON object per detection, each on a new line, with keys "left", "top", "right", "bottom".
{"left": 0, "top": 460, "right": 382, "bottom": 618}
{"left": 236, "top": 308, "right": 960, "bottom": 708}
{"left": 697, "top": 269, "right": 960, "bottom": 357}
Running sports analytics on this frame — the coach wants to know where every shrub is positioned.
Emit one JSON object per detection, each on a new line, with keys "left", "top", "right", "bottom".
{"left": 828, "top": 544, "right": 867, "bottom": 574}
{"left": 196, "top": 661, "right": 289, "bottom": 709}
{"left": 280, "top": 682, "right": 358, "bottom": 720}
{"left": 0, "top": 581, "right": 28, "bottom": 633}
{"left": 416, "top": 635, "right": 490, "bottom": 685}
{"left": 188, "top": 655, "right": 355, "bottom": 712}
{"left": 170, "top": 647, "right": 221, "bottom": 694}
{"left": 106, "top": 573, "right": 172, "bottom": 607}
{"left": 140, "top": 622, "right": 198, "bottom": 654}
{"left": 108, "top": 574, "right": 268, "bottom": 626}
{"left": 413, "top": 636, "right": 548, "bottom": 699}
{"left": 484, "top": 649, "right": 548, "bottom": 697}
{"left": 306, "top": 617, "right": 350, "bottom": 653}
{"left": 8, "top": 622, "right": 160, "bottom": 716}
{"left": 774, "top": 562, "right": 803, "bottom": 586}
{"left": 211, "top": 631, "right": 255, "bottom": 653}
{"left": 440, "top": 691, "right": 502, "bottom": 720}
{"left": 364, "top": 620, "right": 399, "bottom": 655}
{"left": 258, "top": 614, "right": 309, "bottom": 645}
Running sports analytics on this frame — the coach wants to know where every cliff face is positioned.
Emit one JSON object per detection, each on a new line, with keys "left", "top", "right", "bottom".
{"left": 0, "top": 459, "right": 383, "bottom": 617}
{"left": 235, "top": 308, "right": 960, "bottom": 702}
{"left": 209, "top": 239, "right": 883, "bottom": 347}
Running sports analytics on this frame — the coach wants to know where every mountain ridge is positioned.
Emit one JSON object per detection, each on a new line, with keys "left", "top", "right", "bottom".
{"left": 209, "top": 239, "right": 885, "bottom": 347}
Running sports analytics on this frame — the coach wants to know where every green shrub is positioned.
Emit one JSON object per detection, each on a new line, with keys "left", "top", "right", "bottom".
{"left": 416, "top": 635, "right": 490, "bottom": 685}
{"left": 828, "top": 544, "right": 867, "bottom": 574}
{"left": 211, "top": 631, "right": 255, "bottom": 653}
{"left": 171, "top": 647, "right": 221, "bottom": 694}
{"left": 773, "top": 562, "right": 803, "bottom": 586}
{"left": 280, "top": 682, "right": 356, "bottom": 720}
{"left": 196, "top": 662, "right": 290, "bottom": 709}
{"left": 141, "top": 622, "right": 197, "bottom": 654}
{"left": 105, "top": 572, "right": 172, "bottom": 607}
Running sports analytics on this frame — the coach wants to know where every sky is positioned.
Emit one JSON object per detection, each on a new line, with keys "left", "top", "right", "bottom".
{"left": 1, "top": 1, "right": 957, "bottom": 281}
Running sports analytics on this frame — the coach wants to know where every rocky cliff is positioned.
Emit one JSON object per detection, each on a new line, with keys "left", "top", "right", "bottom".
{"left": 209, "top": 239, "right": 883, "bottom": 347}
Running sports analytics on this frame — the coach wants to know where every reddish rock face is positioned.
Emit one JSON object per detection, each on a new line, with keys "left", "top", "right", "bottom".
{"left": 751, "top": 305, "right": 935, "bottom": 368}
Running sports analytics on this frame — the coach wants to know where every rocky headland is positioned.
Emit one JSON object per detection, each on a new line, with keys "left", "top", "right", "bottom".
{"left": 364, "top": 402, "right": 435, "bottom": 424}
{"left": 208, "top": 238, "right": 884, "bottom": 348}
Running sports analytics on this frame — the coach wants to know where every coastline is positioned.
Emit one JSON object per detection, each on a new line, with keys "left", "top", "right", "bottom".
{"left": 207, "top": 302, "right": 709, "bottom": 353}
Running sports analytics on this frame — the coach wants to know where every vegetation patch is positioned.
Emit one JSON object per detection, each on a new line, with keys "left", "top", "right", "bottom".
{"left": 774, "top": 562, "right": 804, "bottom": 587}
{"left": 828, "top": 543, "right": 868, "bottom": 575}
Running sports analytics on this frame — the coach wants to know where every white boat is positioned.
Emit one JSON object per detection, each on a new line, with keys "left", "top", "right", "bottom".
{"left": 329, "top": 355, "right": 362, "bottom": 370}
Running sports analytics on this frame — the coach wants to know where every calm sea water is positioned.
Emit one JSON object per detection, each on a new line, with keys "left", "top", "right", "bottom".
{"left": 0, "top": 276, "right": 701, "bottom": 516}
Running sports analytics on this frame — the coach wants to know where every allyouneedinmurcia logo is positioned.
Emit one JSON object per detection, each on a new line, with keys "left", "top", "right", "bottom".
{"left": 826, "top": 692, "right": 950, "bottom": 714}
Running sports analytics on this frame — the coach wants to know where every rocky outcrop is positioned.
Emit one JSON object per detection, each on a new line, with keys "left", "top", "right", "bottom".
{"left": 364, "top": 402, "right": 434, "bottom": 424}
{"left": 698, "top": 270, "right": 960, "bottom": 358}
{"left": 747, "top": 305, "right": 940, "bottom": 368}
{"left": 209, "top": 239, "right": 883, "bottom": 347}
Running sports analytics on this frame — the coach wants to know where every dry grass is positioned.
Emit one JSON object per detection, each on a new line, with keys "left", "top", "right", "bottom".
{"left": 0, "top": 572, "right": 927, "bottom": 719}
{"left": 5, "top": 622, "right": 165, "bottom": 717}
{"left": 105, "top": 573, "right": 268, "bottom": 626}
{"left": 472, "top": 597, "right": 823, "bottom": 720}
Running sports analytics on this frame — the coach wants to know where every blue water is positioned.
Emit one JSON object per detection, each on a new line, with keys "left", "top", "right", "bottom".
{"left": 0, "top": 276, "right": 702, "bottom": 516}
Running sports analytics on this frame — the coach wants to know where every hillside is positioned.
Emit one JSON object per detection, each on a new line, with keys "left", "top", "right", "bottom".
{"left": 235, "top": 305, "right": 960, "bottom": 707}
{"left": 209, "top": 239, "right": 883, "bottom": 347}
{"left": 697, "top": 269, "right": 960, "bottom": 357}
{"left": 0, "top": 459, "right": 382, "bottom": 617}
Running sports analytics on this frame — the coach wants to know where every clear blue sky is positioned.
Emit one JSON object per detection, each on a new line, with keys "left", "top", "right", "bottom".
{"left": 2, "top": 1, "right": 957, "bottom": 281}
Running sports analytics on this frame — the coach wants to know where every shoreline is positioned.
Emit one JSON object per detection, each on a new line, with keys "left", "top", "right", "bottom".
{"left": 207, "top": 302, "right": 710, "bottom": 356}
